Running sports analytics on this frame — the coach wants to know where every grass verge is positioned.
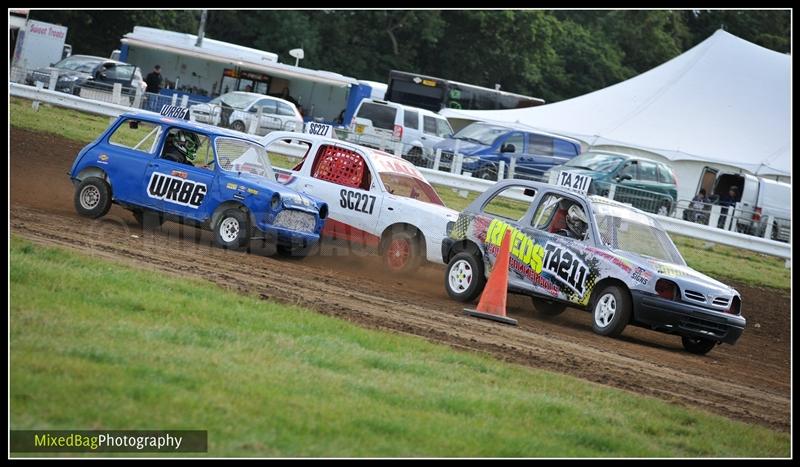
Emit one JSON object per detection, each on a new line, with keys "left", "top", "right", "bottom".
{"left": 10, "top": 237, "right": 789, "bottom": 457}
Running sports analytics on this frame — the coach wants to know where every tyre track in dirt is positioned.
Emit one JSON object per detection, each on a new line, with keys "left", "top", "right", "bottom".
{"left": 10, "top": 127, "right": 791, "bottom": 431}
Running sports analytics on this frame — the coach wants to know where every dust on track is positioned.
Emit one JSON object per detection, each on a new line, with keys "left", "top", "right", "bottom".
{"left": 10, "top": 127, "right": 791, "bottom": 431}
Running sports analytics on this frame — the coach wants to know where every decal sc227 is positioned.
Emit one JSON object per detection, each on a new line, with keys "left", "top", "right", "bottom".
{"left": 147, "top": 172, "right": 207, "bottom": 208}
{"left": 340, "top": 189, "right": 376, "bottom": 214}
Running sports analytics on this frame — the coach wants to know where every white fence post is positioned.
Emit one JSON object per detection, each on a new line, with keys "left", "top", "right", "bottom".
{"left": 170, "top": 93, "right": 177, "bottom": 106}
{"left": 763, "top": 215, "right": 774, "bottom": 239}
{"left": 248, "top": 106, "right": 263, "bottom": 134}
{"left": 508, "top": 154, "right": 516, "bottom": 179}
{"left": 394, "top": 141, "right": 403, "bottom": 157}
{"left": 708, "top": 205, "right": 721, "bottom": 229}
{"left": 608, "top": 184, "right": 617, "bottom": 201}
{"left": 498, "top": 161, "right": 505, "bottom": 180}
{"left": 133, "top": 86, "right": 143, "bottom": 109}
{"left": 48, "top": 70, "right": 59, "bottom": 91}
{"left": 32, "top": 82, "right": 44, "bottom": 111}
{"left": 433, "top": 149, "right": 441, "bottom": 171}
{"left": 180, "top": 95, "right": 189, "bottom": 108}
{"left": 111, "top": 83, "right": 122, "bottom": 105}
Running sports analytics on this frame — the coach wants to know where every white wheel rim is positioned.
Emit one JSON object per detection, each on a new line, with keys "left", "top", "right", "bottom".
{"left": 594, "top": 293, "right": 617, "bottom": 328}
{"left": 80, "top": 185, "right": 101, "bottom": 210}
{"left": 220, "top": 217, "right": 240, "bottom": 243}
{"left": 658, "top": 206, "right": 668, "bottom": 216}
{"left": 448, "top": 259, "right": 473, "bottom": 294}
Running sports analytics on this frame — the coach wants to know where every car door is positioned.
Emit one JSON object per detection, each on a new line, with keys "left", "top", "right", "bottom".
{"left": 517, "top": 133, "right": 556, "bottom": 180}
{"left": 101, "top": 118, "right": 163, "bottom": 209}
{"left": 297, "top": 144, "right": 383, "bottom": 244}
{"left": 625, "top": 160, "right": 660, "bottom": 212}
{"left": 527, "top": 191, "right": 593, "bottom": 303}
{"left": 143, "top": 128, "right": 216, "bottom": 221}
{"left": 497, "top": 132, "right": 526, "bottom": 178}
{"left": 254, "top": 99, "right": 283, "bottom": 135}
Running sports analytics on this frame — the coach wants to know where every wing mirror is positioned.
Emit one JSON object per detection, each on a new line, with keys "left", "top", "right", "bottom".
{"left": 500, "top": 143, "right": 516, "bottom": 153}
{"left": 617, "top": 174, "right": 632, "bottom": 182}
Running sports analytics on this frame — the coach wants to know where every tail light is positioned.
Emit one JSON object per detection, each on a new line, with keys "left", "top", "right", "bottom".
{"left": 727, "top": 296, "right": 741, "bottom": 315}
{"left": 393, "top": 124, "right": 403, "bottom": 139}
{"left": 752, "top": 207, "right": 762, "bottom": 222}
{"left": 655, "top": 279, "right": 679, "bottom": 301}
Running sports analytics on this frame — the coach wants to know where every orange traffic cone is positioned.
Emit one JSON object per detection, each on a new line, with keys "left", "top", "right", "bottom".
{"left": 464, "top": 228, "right": 518, "bottom": 326}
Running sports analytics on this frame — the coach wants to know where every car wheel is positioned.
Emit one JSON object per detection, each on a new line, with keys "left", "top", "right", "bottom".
{"left": 445, "top": 252, "right": 486, "bottom": 302}
{"left": 590, "top": 285, "right": 631, "bottom": 337}
{"left": 405, "top": 147, "right": 423, "bottom": 166}
{"left": 382, "top": 230, "right": 422, "bottom": 274}
{"left": 133, "top": 209, "right": 165, "bottom": 229}
{"left": 474, "top": 168, "right": 496, "bottom": 180}
{"left": 214, "top": 208, "right": 249, "bottom": 249}
{"left": 532, "top": 297, "right": 567, "bottom": 316}
{"left": 770, "top": 222, "right": 780, "bottom": 241}
{"left": 657, "top": 200, "right": 671, "bottom": 216}
{"left": 231, "top": 120, "right": 246, "bottom": 133}
{"left": 681, "top": 336, "right": 717, "bottom": 355}
{"left": 74, "top": 177, "right": 112, "bottom": 219}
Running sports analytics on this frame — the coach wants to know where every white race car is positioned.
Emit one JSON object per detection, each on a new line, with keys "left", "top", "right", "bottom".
{"left": 261, "top": 131, "right": 459, "bottom": 273}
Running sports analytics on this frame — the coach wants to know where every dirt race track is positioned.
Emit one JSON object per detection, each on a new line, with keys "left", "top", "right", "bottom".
{"left": 10, "top": 127, "right": 791, "bottom": 431}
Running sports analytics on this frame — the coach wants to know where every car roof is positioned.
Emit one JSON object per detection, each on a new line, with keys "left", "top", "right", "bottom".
{"left": 462, "top": 120, "right": 582, "bottom": 145}
{"left": 360, "top": 98, "right": 444, "bottom": 118}
{"left": 216, "top": 91, "right": 298, "bottom": 107}
{"left": 64, "top": 54, "right": 134, "bottom": 67}
{"left": 580, "top": 150, "right": 669, "bottom": 166}
{"left": 119, "top": 111, "right": 263, "bottom": 143}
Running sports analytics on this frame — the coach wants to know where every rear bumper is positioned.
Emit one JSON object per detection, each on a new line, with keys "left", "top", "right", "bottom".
{"left": 631, "top": 291, "right": 746, "bottom": 344}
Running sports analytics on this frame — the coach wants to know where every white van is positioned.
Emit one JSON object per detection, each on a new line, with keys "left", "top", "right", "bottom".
{"left": 346, "top": 98, "right": 453, "bottom": 164}
{"left": 712, "top": 173, "right": 790, "bottom": 242}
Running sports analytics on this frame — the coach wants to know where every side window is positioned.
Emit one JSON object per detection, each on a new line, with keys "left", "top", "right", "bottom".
{"left": 503, "top": 133, "right": 524, "bottom": 154}
{"left": 160, "top": 128, "right": 208, "bottom": 168}
{"left": 619, "top": 162, "right": 637, "bottom": 180}
{"left": 311, "top": 145, "right": 372, "bottom": 191}
{"left": 404, "top": 110, "right": 419, "bottom": 130}
{"left": 482, "top": 185, "right": 536, "bottom": 221}
{"left": 435, "top": 117, "right": 453, "bottom": 137}
{"left": 257, "top": 99, "right": 278, "bottom": 115}
{"left": 193, "top": 134, "right": 214, "bottom": 170}
{"left": 553, "top": 139, "right": 579, "bottom": 157}
{"left": 529, "top": 134, "right": 554, "bottom": 156}
{"left": 108, "top": 64, "right": 135, "bottom": 81}
{"left": 423, "top": 115, "right": 438, "bottom": 135}
{"left": 532, "top": 193, "right": 588, "bottom": 241}
{"left": 657, "top": 164, "right": 676, "bottom": 184}
{"left": 356, "top": 103, "right": 397, "bottom": 130}
{"left": 638, "top": 161, "right": 658, "bottom": 182}
{"left": 276, "top": 102, "right": 296, "bottom": 116}
{"left": 263, "top": 137, "right": 312, "bottom": 171}
{"left": 108, "top": 119, "right": 161, "bottom": 154}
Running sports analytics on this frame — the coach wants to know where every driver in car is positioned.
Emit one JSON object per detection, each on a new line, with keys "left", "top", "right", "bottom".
{"left": 558, "top": 204, "right": 589, "bottom": 241}
{"left": 162, "top": 130, "right": 200, "bottom": 167}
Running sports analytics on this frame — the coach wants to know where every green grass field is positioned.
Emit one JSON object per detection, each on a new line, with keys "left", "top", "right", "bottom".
{"left": 10, "top": 97, "right": 789, "bottom": 290}
{"left": 9, "top": 237, "right": 789, "bottom": 457}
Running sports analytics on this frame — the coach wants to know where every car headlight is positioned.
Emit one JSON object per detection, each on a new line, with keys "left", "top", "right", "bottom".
{"left": 57, "top": 75, "right": 79, "bottom": 82}
{"left": 462, "top": 156, "right": 480, "bottom": 164}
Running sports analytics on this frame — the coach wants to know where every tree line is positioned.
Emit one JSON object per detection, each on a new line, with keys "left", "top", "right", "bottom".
{"left": 30, "top": 9, "right": 790, "bottom": 102}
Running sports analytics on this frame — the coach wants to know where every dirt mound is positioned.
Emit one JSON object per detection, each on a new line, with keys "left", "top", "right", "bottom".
{"left": 10, "top": 126, "right": 790, "bottom": 431}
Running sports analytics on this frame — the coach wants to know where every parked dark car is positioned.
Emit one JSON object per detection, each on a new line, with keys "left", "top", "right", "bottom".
{"left": 432, "top": 121, "right": 582, "bottom": 180}
{"left": 545, "top": 151, "right": 679, "bottom": 216}
{"left": 25, "top": 54, "right": 146, "bottom": 97}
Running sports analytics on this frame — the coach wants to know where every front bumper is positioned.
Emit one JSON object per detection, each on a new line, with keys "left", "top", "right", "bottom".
{"left": 631, "top": 290, "right": 746, "bottom": 344}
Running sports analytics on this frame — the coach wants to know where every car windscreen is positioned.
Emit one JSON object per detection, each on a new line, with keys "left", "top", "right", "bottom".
{"left": 379, "top": 173, "right": 445, "bottom": 206}
{"left": 53, "top": 56, "right": 104, "bottom": 72}
{"left": 592, "top": 202, "right": 685, "bottom": 265}
{"left": 356, "top": 103, "right": 397, "bottom": 130}
{"left": 216, "top": 93, "right": 259, "bottom": 109}
{"left": 453, "top": 123, "right": 508, "bottom": 146}
{"left": 216, "top": 137, "right": 275, "bottom": 181}
{"left": 564, "top": 153, "right": 625, "bottom": 172}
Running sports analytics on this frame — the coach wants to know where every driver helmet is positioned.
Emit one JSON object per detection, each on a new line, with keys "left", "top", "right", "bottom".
{"left": 172, "top": 130, "right": 200, "bottom": 162}
{"left": 566, "top": 204, "right": 588, "bottom": 238}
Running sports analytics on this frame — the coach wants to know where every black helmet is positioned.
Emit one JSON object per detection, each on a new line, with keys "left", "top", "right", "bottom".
{"left": 566, "top": 205, "right": 588, "bottom": 239}
{"left": 172, "top": 130, "right": 200, "bottom": 162}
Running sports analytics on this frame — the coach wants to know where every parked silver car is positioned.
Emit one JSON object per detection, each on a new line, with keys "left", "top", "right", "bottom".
{"left": 189, "top": 91, "right": 303, "bottom": 135}
{"left": 441, "top": 179, "right": 746, "bottom": 355}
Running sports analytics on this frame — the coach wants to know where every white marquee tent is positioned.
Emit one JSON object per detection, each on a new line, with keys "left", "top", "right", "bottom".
{"left": 442, "top": 30, "right": 791, "bottom": 182}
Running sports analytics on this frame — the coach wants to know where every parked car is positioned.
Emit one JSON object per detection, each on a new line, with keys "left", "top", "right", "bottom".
{"left": 432, "top": 121, "right": 582, "bottom": 181}
{"left": 189, "top": 92, "right": 304, "bottom": 136}
{"left": 345, "top": 98, "right": 453, "bottom": 163}
{"left": 25, "top": 54, "right": 146, "bottom": 96}
{"left": 441, "top": 179, "right": 745, "bottom": 355}
{"left": 710, "top": 172, "right": 790, "bottom": 242}
{"left": 263, "top": 131, "right": 459, "bottom": 273}
{"left": 68, "top": 110, "right": 327, "bottom": 256}
{"left": 545, "top": 151, "right": 678, "bottom": 216}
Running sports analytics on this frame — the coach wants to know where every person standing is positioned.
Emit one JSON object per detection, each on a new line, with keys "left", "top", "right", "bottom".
{"left": 145, "top": 65, "right": 163, "bottom": 94}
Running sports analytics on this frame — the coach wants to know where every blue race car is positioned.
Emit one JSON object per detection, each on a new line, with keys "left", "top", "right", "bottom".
{"left": 68, "top": 110, "right": 328, "bottom": 256}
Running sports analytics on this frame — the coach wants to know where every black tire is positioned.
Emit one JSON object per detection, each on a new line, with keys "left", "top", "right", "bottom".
{"left": 474, "top": 167, "right": 496, "bottom": 181}
{"left": 656, "top": 200, "right": 671, "bottom": 216}
{"left": 382, "top": 230, "right": 422, "bottom": 274}
{"left": 214, "top": 208, "right": 249, "bottom": 249}
{"left": 405, "top": 147, "right": 424, "bottom": 166}
{"left": 681, "top": 336, "right": 717, "bottom": 355}
{"left": 133, "top": 209, "right": 165, "bottom": 229}
{"left": 590, "top": 284, "right": 631, "bottom": 337}
{"left": 532, "top": 297, "right": 567, "bottom": 316}
{"left": 231, "top": 120, "right": 247, "bottom": 133}
{"left": 74, "top": 177, "right": 112, "bottom": 219}
{"left": 445, "top": 251, "right": 486, "bottom": 302}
